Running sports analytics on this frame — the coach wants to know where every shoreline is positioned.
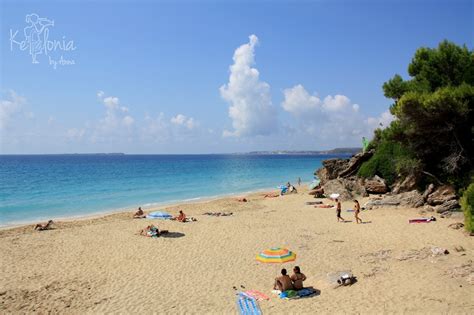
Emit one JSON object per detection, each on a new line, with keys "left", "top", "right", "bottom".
{"left": 1, "top": 186, "right": 472, "bottom": 313}
{"left": 0, "top": 184, "right": 292, "bottom": 230}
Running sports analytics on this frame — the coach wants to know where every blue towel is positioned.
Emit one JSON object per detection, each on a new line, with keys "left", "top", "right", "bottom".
{"left": 297, "top": 288, "right": 315, "bottom": 297}
{"left": 236, "top": 294, "right": 262, "bottom": 315}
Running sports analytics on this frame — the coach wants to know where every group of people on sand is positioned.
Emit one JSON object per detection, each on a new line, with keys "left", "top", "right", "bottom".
{"left": 133, "top": 207, "right": 189, "bottom": 222}
{"left": 273, "top": 266, "right": 307, "bottom": 291}
{"left": 285, "top": 182, "right": 298, "bottom": 194}
{"left": 335, "top": 199, "right": 363, "bottom": 223}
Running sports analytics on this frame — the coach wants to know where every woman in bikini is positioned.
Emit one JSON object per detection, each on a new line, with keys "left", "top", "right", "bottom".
{"left": 290, "top": 266, "right": 307, "bottom": 290}
{"left": 354, "top": 200, "right": 362, "bottom": 224}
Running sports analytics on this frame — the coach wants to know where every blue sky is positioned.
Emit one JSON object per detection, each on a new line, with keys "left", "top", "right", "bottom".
{"left": 1, "top": 0, "right": 472, "bottom": 153}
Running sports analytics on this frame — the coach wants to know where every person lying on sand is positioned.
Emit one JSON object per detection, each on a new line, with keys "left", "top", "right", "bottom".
{"left": 290, "top": 266, "right": 307, "bottom": 290}
{"left": 263, "top": 192, "right": 279, "bottom": 198}
{"left": 335, "top": 199, "right": 345, "bottom": 222}
{"left": 236, "top": 197, "right": 248, "bottom": 202}
{"left": 203, "top": 212, "right": 233, "bottom": 216}
{"left": 273, "top": 268, "right": 294, "bottom": 292}
{"left": 139, "top": 225, "right": 168, "bottom": 237}
{"left": 34, "top": 220, "right": 54, "bottom": 231}
{"left": 315, "top": 204, "right": 334, "bottom": 208}
{"left": 133, "top": 207, "right": 146, "bottom": 219}
{"left": 171, "top": 210, "right": 186, "bottom": 222}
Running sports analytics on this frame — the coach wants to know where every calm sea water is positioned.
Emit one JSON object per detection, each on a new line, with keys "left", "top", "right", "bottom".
{"left": 0, "top": 154, "right": 348, "bottom": 226}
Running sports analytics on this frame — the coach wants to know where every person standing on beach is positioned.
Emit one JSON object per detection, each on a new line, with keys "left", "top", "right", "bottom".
{"left": 354, "top": 200, "right": 362, "bottom": 224}
{"left": 336, "top": 199, "right": 344, "bottom": 222}
{"left": 298, "top": 177, "right": 301, "bottom": 186}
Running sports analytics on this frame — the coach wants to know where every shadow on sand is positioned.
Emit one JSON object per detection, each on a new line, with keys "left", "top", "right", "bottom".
{"left": 161, "top": 232, "right": 185, "bottom": 238}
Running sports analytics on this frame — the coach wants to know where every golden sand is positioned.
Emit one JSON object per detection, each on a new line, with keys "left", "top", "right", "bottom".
{"left": 1, "top": 188, "right": 473, "bottom": 313}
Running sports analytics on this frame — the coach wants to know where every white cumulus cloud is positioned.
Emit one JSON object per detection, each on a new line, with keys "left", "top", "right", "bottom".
{"left": 96, "top": 91, "right": 135, "bottom": 132}
{"left": 0, "top": 90, "right": 27, "bottom": 130}
{"left": 171, "top": 114, "right": 196, "bottom": 130}
{"left": 281, "top": 84, "right": 393, "bottom": 144}
{"left": 220, "top": 34, "right": 277, "bottom": 137}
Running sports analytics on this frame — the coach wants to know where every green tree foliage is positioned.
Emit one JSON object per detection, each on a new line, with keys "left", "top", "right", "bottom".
{"left": 383, "top": 74, "right": 410, "bottom": 102}
{"left": 358, "top": 141, "right": 416, "bottom": 185}
{"left": 364, "top": 40, "right": 474, "bottom": 189}
{"left": 461, "top": 182, "right": 474, "bottom": 233}
{"left": 408, "top": 41, "right": 474, "bottom": 92}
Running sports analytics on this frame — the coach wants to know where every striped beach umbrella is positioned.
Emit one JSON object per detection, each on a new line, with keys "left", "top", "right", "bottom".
{"left": 256, "top": 247, "right": 296, "bottom": 263}
{"left": 146, "top": 211, "right": 172, "bottom": 219}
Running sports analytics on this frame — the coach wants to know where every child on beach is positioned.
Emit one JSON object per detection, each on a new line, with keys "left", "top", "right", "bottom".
{"left": 335, "top": 199, "right": 344, "bottom": 222}
{"left": 290, "top": 266, "right": 307, "bottom": 290}
{"left": 354, "top": 200, "right": 362, "bottom": 224}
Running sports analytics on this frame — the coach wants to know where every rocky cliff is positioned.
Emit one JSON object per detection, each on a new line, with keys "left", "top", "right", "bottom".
{"left": 313, "top": 153, "right": 460, "bottom": 214}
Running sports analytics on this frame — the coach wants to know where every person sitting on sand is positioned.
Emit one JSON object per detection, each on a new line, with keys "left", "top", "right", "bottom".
{"left": 335, "top": 199, "right": 344, "bottom": 222}
{"left": 133, "top": 207, "right": 146, "bottom": 219}
{"left": 290, "top": 266, "right": 307, "bottom": 290}
{"left": 273, "top": 268, "right": 294, "bottom": 292}
{"left": 34, "top": 220, "right": 54, "bottom": 231}
{"left": 172, "top": 210, "right": 186, "bottom": 222}
{"left": 289, "top": 185, "right": 297, "bottom": 194}
{"left": 354, "top": 200, "right": 362, "bottom": 224}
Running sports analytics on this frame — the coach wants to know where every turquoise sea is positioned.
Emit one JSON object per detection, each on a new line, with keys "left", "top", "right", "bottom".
{"left": 0, "top": 154, "right": 349, "bottom": 226}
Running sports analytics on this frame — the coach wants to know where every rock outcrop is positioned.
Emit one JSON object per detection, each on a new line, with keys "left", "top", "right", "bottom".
{"left": 392, "top": 173, "right": 418, "bottom": 194}
{"left": 364, "top": 175, "right": 388, "bottom": 194}
{"left": 314, "top": 155, "right": 461, "bottom": 211}
{"left": 365, "top": 190, "right": 424, "bottom": 209}
{"left": 426, "top": 185, "right": 457, "bottom": 205}
{"left": 315, "top": 158, "right": 350, "bottom": 184}
{"left": 323, "top": 179, "right": 353, "bottom": 201}
{"left": 433, "top": 199, "right": 460, "bottom": 213}
{"left": 322, "top": 177, "right": 369, "bottom": 201}
{"left": 422, "top": 183, "right": 435, "bottom": 201}
{"left": 338, "top": 150, "right": 374, "bottom": 178}
{"left": 315, "top": 150, "right": 374, "bottom": 184}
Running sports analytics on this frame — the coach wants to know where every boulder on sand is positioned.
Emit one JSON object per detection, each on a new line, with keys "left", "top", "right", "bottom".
{"left": 364, "top": 176, "right": 388, "bottom": 194}
{"left": 323, "top": 179, "right": 353, "bottom": 201}
{"left": 365, "top": 190, "right": 424, "bottom": 209}
{"left": 433, "top": 199, "right": 460, "bottom": 213}
{"left": 427, "top": 185, "right": 457, "bottom": 206}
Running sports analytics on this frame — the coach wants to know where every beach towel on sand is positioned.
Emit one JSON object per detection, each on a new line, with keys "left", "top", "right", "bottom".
{"left": 409, "top": 216, "right": 436, "bottom": 224}
{"left": 279, "top": 290, "right": 298, "bottom": 299}
{"left": 242, "top": 290, "right": 269, "bottom": 301}
{"left": 315, "top": 204, "right": 334, "bottom": 208}
{"left": 236, "top": 294, "right": 262, "bottom": 315}
{"left": 297, "top": 288, "right": 316, "bottom": 297}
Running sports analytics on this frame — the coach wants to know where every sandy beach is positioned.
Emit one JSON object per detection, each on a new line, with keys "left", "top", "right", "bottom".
{"left": 1, "top": 187, "right": 473, "bottom": 314}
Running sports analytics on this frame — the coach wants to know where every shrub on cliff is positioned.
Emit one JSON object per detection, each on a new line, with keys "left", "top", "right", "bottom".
{"left": 358, "top": 141, "right": 415, "bottom": 185}
{"left": 461, "top": 182, "right": 474, "bottom": 233}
